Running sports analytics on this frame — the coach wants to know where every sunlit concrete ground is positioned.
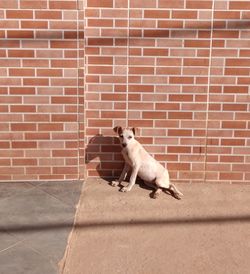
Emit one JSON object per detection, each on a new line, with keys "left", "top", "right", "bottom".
{"left": 61, "top": 178, "right": 250, "bottom": 274}
{"left": 0, "top": 181, "right": 82, "bottom": 274}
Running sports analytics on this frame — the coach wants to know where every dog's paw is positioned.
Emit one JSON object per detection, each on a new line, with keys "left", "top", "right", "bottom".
{"left": 152, "top": 192, "right": 160, "bottom": 199}
{"left": 111, "top": 180, "right": 119, "bottom": 187}
{"left": 173, "top": 193, "right": 182, "bottom": 200}
{"left": 120, "top": 186, "right": 130, "bottom": 192}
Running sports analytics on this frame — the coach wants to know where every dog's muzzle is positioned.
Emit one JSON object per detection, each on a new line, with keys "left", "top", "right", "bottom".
{"left": 122, "top": 144, "right": 127, "bottom": 148}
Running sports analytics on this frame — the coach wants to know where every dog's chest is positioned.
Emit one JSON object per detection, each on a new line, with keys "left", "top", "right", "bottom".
{"left": 121, "top": 149, "right": 133, "bottom": 166}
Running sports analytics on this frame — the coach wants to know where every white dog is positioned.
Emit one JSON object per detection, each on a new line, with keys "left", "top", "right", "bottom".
{"left": 112, "top": 126, "right": 183, "bottom": 199}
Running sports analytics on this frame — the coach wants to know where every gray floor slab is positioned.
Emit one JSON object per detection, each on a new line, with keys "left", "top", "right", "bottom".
{"left": 0, "top": 243, "right": 57, "bottom": 274}
{"left": 0, "top": 182, "right": 33, "bottom": 201}
{"left": 22, "top": 227, "right": 73, "bottom": 264}
{"left": 36, "top": 181, "right": 83, "bottom": 207}
{"left": 0, "top": 180, "right": 82, "bottom": 274}
{"left": 0, "top": 186, "right": 77, "bottom": 240}
{"left": 0, "top": 231, "right": 20, "bottom": 253}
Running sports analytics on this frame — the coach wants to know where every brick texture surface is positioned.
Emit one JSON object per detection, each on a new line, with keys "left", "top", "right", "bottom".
{"left": 0, "top": 0, "right": 249, "bottom": 183}
{"left": 0, "top": 0, "right": 84, "bottom": 181}
{"left": 85, "top": 0, "right": 250, "bottom": 184}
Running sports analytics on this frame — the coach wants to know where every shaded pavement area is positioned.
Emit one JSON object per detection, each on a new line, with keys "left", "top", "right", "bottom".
{"left": 61, "top": 178, "right": 250, "bottom": 274}
{"left": 0, "top": 181, "right": 82, "bottom": 274}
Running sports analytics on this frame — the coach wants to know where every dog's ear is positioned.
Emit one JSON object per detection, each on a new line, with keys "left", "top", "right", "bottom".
{"left": 113, "top": 126, "right": 122, "bottom": 135}
{"left": 131, "top": 127, "right": 139, "bottom": 136}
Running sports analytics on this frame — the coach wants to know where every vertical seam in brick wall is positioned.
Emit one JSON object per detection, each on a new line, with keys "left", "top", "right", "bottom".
{"left": 126, "top": 0, "right": 131, "bottom": 128}
{"left": 77, "top": 0, "right": 80, "bottom": 180}
{"left": 204, "top": 0, "right": 216, "bottom": 183}
{"left": 83, "top": 0, "right": 87, "bottom": 181}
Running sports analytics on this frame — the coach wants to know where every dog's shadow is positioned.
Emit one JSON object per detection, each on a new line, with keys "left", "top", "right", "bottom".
{"left": 85, "top": 134, "right": 122, "bottom": 182}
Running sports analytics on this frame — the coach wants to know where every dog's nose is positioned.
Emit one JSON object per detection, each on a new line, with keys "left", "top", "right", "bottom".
{"left": 122, "top": 143, "right": 127, "bottom": 148}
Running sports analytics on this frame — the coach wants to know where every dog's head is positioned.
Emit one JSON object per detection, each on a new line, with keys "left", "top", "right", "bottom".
{"left": 113, "top": 126, "right": 137, "bottom": 148}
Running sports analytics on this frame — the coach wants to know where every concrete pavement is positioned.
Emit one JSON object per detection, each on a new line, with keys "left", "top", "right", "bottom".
{"left": 60, "top": 178, "right": 250, "bottom": 274}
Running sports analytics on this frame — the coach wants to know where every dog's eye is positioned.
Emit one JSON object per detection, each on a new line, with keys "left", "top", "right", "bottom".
{"left": 128, "top": 136, "right": 132, "bottom": 139}
{"left": 120, "top": 135, "right": 123, "bottom": 138}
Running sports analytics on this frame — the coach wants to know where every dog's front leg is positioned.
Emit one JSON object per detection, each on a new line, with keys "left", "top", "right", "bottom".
{"left": 111, "top": 163, "right": 130, "bottom": 187}
{"left": 121, "top": 165, "right": 139, "bottom": 192}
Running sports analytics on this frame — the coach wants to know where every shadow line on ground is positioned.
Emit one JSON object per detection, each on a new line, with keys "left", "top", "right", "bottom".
{"left": 1, "top": 214, "right": 250, "bottom": 233}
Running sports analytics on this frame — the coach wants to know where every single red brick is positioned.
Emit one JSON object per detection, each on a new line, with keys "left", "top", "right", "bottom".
{"left": 144, "top": 10, "right": 170, "bottom": 18}
{"left": 159, "top": 0, "right": 184, "bottom": 8}
{"left": 168, "top": 129, "right": 192, "bottom": 136}
{"left": 7, "top": 30, "right": 34, "bottom": 39}
{"left": 51, "top": 41, "right": 77, "bottom": 48}
{"left": 235, "top": 131, "right": 250, "bottom": 138}
{"left": 24, "top": 113, "right": 50, "bottom": 122}
{"left": 6, "top": 10, "right": 33, "bottom": 19}
{"left": 158, "top": 20, "right": 183, "bottom": 29}
{"left": 144, "top": 30, "right": 169, "bottom": 37}
{"left": 23, "top": 78, "right": 49, "bottom": 86}
{"left": 221, "top": 139, "right": 245, "bottom": 147}
{"left": 12, "top": 141, "right": 37, "bottom": 149}
{"left": 13, "top": 159, "right": 37, "bottom": 166}
{"left": 223, "top": 104, "right": 247, "bottom": 111}
{"left": 88, "top": 66, "right": 113, "bottom": 74}
{"left": 0, "top": 1, "right": 18, "bottom": 8}
{"left": 11, "top": 105, "right": 36, "bottom": 113}
{"left": 88, "top": 19, "right": 113, "bottom": 27}
{"left": 240, "top": 50, "right": 250, "bottom": 57}
{"left": 222, "top": 121, "right": 246, "bottom": 129}
{"left": 223, "top": 86, "right": 248, "bottom": 94}
{"left": 87, "top": 0, "right": 113, "bottom": 8}
{"left": 185, "top": 39, "right": 210, "bottom": 48}
{"left": 169, "top": 77, "right": 194, "bottom": 84}
{"left": 129, "top": 67, "right": 154, "bottom": 75}
{"left": 229, "top": 1, "right": 250, "bottom": 10}
{"left": 20, "top": 0, "right": 47, "bottom": 8}
{"left": 11, "top": 123, "right": 36, "bottom": 131}
{"left": 220, "top": 172, "right": 243, "bottom": 180}
{"left": 52, "top": 114, "right": 77, "bottom": 122}
{"left": 9, "top": 68, "right": 35, "bottom": 77}
{"left": 51, "top": 60, "right": 77, "bottom": 68}
{"left": 88, "top": 119, "right": 112, "bottom": 127}
{"left": 35, "top": 10, "right": 62, "bottom": 19}
{"left": 142, "top": 111, "right": 166, "bottom": 119}
{"left": 130, "top": 0, "right": 155, "bottom": 7}
{"left": 0, "top": 20, "right": 18, "bottom": 28}
{"left": 168, "top": 146, "right": 191, "bottom": 153}
{"left": 50, "top": 21, "right": 77, "bottom": 30}
{"left": 168, "top": 163, "right": 190, "bottom": 171}
{"left": 172, "top": 10, "right": 197, "bottom": 19}
{"left": 49, "top": 1, "right": 77, "bottom": 9}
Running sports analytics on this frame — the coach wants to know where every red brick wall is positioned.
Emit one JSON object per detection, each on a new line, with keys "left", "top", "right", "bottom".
{"left": 0, "top": 0, "right": 84, "bottom": 181}
{"left": 1, "top": 0, "right": 249, "bottom": 184}
{"left": 85, "top": 0, "right": 250, "bottom": 184}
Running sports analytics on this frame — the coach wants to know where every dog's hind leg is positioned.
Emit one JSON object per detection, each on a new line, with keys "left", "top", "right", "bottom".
{"left": 142, "top": 180, "right": 162, "bottom": 199}
{"left": 155, "top": 176, "right": 183, "bottom": 200}
{"left": 152, "top": 188, "right": 162, "bottom": 199}
{"left": 169, "top": 183, "right": 183, "bottom": 200}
